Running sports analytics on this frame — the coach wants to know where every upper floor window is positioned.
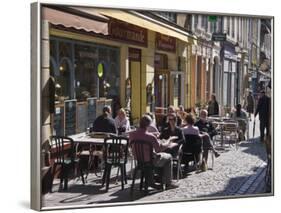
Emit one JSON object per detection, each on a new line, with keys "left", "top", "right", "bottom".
{"left": 226, "top": 17, "right": 230, "bottom": 35}
{"left": 154, "top": 12, "right": 176, "bottom": 23}
{"left": 231, "top": 17, "right": 235, "bottom": 38}
{"left": 194, "top": 14, "right": 199, "bottom": 29}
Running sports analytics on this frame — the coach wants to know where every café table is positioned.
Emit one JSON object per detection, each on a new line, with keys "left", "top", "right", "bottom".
{"left": 69, "top": 132, "right": 129, "bottom": 179}
{"left": 212, "top": 120, "right": 239, "bottom": 149}
{"left": 212, "top": 120, "right": 228, "bottom": 149}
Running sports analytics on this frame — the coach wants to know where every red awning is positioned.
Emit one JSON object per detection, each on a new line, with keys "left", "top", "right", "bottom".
{"left": 42, "top": 7, "right": 108, "bottom": 35}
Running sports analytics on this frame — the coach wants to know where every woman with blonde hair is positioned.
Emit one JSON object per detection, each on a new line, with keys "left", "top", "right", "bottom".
{"left": 114, "top": 108, "right": 130, "bottom": 134}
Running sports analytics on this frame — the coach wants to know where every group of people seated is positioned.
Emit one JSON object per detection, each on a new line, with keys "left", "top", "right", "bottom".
{"left": 91, "top": 103, "right": 247, "bottom": 190}
{"left": 91, "top": 106, "right": 131, "bottom": 135}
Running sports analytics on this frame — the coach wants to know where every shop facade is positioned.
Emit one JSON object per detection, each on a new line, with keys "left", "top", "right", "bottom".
{"left": 41, "top": 6, "right": 194, "bottom": 140}
{"left": 190, "top": 40, "right": 212, "bottom": 108}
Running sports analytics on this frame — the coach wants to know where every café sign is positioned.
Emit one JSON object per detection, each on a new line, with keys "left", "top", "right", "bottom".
{"left": 109, "top": 19, "right": 147, "bottom": 47}
{"left": 155, "top": 33, "right": 176, "bottom": 53}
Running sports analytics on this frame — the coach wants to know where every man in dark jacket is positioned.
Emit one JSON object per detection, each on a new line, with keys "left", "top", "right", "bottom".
{"left": 93, "top": 105, "right": 117, "bottom": 134}
{"left": 255, "top": 91, "right": 271, "bottom": 142}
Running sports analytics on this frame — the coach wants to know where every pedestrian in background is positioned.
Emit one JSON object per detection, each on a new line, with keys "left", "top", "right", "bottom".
{"left": 207, "top": 94, "right": 219, "bottom": 116}
{"left": 254, "top": 91, "right": 271, "bottom": 142}
{"left": 245, "top": 91, "right": 255, "bottom": 121}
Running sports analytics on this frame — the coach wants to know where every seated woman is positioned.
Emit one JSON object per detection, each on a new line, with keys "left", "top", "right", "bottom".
{"left": 114, "top": 108, "right": 130, "bottom": 135}
{"left": 182, "top": 113, "right": 219, "bottom": 170}
{"left": 160, "top": 105, "right": 182, "bottom": 130}
{"left": 181, "top": 113, "right": 202, "bottom": 166}
{"left": 159, "top": 113, "right": 185, "bottom": 157}
{"left": 231, "top": 104, "right": 248, "bottom": 140}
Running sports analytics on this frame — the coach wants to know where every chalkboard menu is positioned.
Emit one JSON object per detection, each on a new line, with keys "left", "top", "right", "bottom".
{"left": 96, "top": 98, "right": 106, "bottom": 117}
{"left": 64, "top": 99, "right": 77, "bottom": 136}
{"left": 77, "top": 102, "right": 88, "bottom": 133}
{"left": 87, "top": 97, "right": 97, "bottom": 127}
{"left": 54, "top": 105, "right": 64, "bottom": 136}
{"left": 105, "top": 99, "right": 113, "bottom": 110}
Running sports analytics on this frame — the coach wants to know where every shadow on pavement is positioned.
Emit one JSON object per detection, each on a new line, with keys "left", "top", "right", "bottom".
{"left": 239, "top": 138, "right": 267, "bottom": 161}
{"left": 200, "top": 173, "right": 268, "bottom": 198}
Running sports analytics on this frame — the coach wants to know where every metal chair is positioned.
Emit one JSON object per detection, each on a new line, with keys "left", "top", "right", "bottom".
{"left": 236, "top": 118, "right": 248, "bottom": 141}
{"left": 172, "top": 144, "right": 183, "bottom": 181}
{"left": 130, "top": 140, "right": 164, "bottom": 195}
{"left": 101, "top": 136, "right": 129, "bottom": 192}
{"left": 50, "top": 136, "right": 85, "bottom": 191}
{"left": 182, "top": 134, "right": 202, "bottom": 170}
{"left": 222, "top": 121, "right": 239, "bottom": 149}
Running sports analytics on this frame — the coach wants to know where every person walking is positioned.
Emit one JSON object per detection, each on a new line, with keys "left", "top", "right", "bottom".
{"left": 254, "top": 91, "right": 271, "bottom": 142}
{"left": 245, "top": 91, "right": 255, "bottom": 121}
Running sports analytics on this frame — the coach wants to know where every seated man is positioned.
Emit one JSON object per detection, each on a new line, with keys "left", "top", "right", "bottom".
{"left": 93, "top": 105, "right": 117, "bottom": 134}
{"left": 129, "top": 115, "right": 174, "bottom": 188}
{"left": 194, "top": 110, "right": 220, "bottom": 161}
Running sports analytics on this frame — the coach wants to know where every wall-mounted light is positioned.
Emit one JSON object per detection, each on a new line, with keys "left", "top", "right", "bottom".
{"left": 59, "top": 65, "right": 64, "bottom": 71}
{"left": 159, "top": 74, "right": 163, "bottom": 80}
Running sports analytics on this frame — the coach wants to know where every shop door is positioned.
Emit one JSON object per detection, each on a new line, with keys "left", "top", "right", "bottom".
{"left": 155, "top": 70, "right": 169, "bottom": 108}
{"left": 130, "top": 61, "right": 141, "bottom": 122}
{"left": 170, "top": 71, "right": 184, "bottom": 107}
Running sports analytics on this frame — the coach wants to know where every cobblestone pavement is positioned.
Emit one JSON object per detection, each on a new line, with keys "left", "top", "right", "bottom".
{"left": 43, "top": 133, "right": 271, "bottom": 208}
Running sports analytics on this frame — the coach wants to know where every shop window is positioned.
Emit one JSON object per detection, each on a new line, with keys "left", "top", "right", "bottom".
{"left": 50, "top": 37, "right": 120, "bottom": 134}
{"left": 75, "top": 44, "right": 98, "bottom": 101}
{"left": 57, "top": 58, "right": 72, "bottom": 100}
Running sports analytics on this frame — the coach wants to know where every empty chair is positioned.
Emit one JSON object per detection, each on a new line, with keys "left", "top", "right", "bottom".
{"left": 50, "top": 136, "right": 85, "bottom": 191}
{"left": 101, "top": 136, "right": 129, "bottom": 192}
{"left": 222, "top": 121, "right": 239, "bottom": 149}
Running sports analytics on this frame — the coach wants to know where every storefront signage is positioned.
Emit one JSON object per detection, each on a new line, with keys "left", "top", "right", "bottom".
{"left": 208, "top": 15, "right": 217, "bottom": 22}
{"left": 87, "top": 97, "right": 97, "bottom": 126}
{"left": 155, "top": 33, "right": 176, "bottom": 53}
{"left": 109, "top": 19, "right": 147, "bottom": 47}
{"left": 64, "top": 99, "right": 77, "bottom": 136}
{"left": 129, "top": 48, "right": 141, "bottom": 62}
{"left": 78, "top": 51, "right": 98, "bottom": 60}
{"left": 212, "top": 33, "right": 226, "bottom": 41}
{"left": 97, "top": 63, "right": 104, "bottom": 78}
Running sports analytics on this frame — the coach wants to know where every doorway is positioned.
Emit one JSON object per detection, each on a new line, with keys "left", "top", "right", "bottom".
{"left": 170, "top": 71, "right": 184, "bottom": 107}
{"left": 155, "top": 70, "right": 169, "bottom": 108}
{"left": 129, "top": 48, "right": 142, "bottom": 123}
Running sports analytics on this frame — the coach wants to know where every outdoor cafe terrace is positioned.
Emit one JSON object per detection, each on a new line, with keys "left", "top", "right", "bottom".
{"left": 41, "top": 108, "right": 271, "bottom": 208}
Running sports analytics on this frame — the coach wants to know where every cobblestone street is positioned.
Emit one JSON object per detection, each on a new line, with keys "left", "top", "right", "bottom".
{"left": 43, "top": 117, "right": 271, "bottom": 209}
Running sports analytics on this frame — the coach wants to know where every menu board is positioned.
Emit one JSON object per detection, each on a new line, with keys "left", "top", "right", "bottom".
{"left": 96, "top": 98, "right": 106, "bottom": 117}
{"left": 105, "top": 99, "right": 113, "bottom": 110}
{"left": 64, "top": 99, "right": 77, "bottom": 136}
{"left": 87, "top": 97, "right": 97, "bottom": 127}
{"left": 77, "top": 102, "right": 88, "bottom": 133}
{"left": 54, "top": 105, "right": 64, "bottom": 136}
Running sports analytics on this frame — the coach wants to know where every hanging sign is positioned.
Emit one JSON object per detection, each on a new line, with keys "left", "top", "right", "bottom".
{"left": 97, "top": 63, "right": 104, "bottom": 78}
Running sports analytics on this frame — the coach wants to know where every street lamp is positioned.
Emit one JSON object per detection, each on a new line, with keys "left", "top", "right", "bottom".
{"left": 235, "top": 43, "right": 242, "bottom": 105}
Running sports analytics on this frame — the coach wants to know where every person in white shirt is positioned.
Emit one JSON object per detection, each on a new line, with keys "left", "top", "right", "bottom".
{"left": 114, "top": 108, "right": 130, "bottom": 134}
